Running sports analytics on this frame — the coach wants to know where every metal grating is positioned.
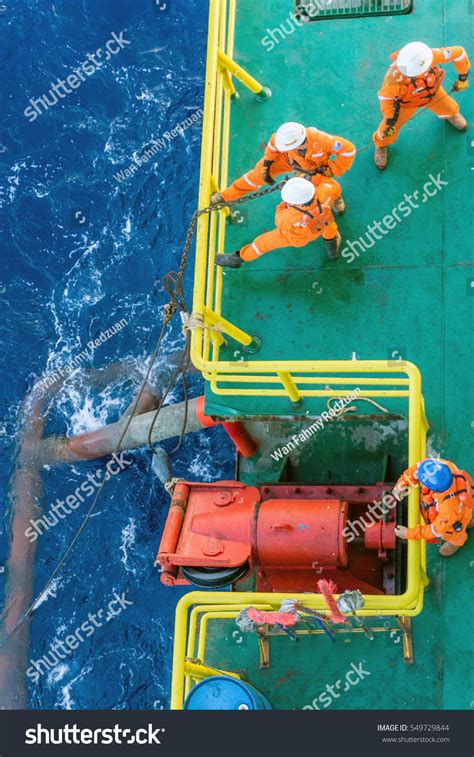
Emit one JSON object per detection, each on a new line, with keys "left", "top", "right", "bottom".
{"left": 295, "top": 0, "right": 413, "bottom": 21}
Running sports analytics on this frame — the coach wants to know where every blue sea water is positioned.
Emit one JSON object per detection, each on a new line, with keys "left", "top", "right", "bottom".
{"left": 0, "top": 0, "right": 234, "bottom": 709}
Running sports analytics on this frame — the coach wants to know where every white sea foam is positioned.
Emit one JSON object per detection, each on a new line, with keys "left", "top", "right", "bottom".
{"left": 120, "top": 518, "right": 137, "bottom": 573}
{"left": 47, "top": 663, "right": 69, "bottom": 685}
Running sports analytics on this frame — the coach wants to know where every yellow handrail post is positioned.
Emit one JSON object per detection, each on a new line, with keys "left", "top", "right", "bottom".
{"left": 277, "top": 371, "right": 302, "bottom": 405}
{"left": 217, "top": 48, "right": 271, "bottom": 100}
{"left": 211, "top": 331, "right": 226, "bottom": 348}
{"left": 184, "top": 659, "right": 241, "bottom": 682}
{"left": 221, "top": 67, "right": 237, "bottom": 98}
{"left": 203, "top": 306, "right": 260, "bottom": 350}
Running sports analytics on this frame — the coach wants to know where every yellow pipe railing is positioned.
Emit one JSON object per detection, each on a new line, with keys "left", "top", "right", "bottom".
{"left": 203, "top": 306, "right": 254, "bottom": 347}
{"left": 170, "top": 0, "right": 430, "bottom": 709}
{"left": 217, "top": 49, "right": 271, "bottom": 98}
{"left": 169, "top": 359, "right": 429, "bottom": 707}
{"left": 277, "top": 372, "right": 302, "bottom": 404}
{"left": 177, "top": 605, "right": 421, "bottom": 709}
{"left": 167, "top": 359, "right": 428, "bottom": 707}
{"left": 168, "top": 360, "right": 428, "bottom": 708}
{"left": 184, "top": 660, "right": 241, "bottom": 683}
{"left": 190, "top": 3, "right": 429, "bottom": 412}
{"left": 171, "top": 578, "right": 426, "bottom": 709}
{"left": 184, "top": 603, "right": 272, "bottom": 697}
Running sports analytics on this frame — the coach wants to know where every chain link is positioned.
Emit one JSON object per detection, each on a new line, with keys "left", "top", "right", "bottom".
{"left": 174, "top": 179, "right": 287, "bottom": 300}
{"left": 146, "top": 180, "right": 287, "bottom": 452}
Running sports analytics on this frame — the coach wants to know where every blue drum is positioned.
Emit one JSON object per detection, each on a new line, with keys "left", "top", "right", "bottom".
{"left": 183, "top": 676, "right": 272, "bottom": 710}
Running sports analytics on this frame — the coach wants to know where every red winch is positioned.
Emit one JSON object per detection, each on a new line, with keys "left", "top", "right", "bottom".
{"left": 156, "top": 481, "right": 396, "bottom": 593}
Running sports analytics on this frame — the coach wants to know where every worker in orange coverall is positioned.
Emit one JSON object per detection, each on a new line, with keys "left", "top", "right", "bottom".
{"left": 214, "top": 177, "right": 341, "bottom": 268}
{"left": 374, "top": 41, "right": 470, "bottom": 169}
{"left": 393, "top": 458, "right": 473, "bottom": 557}
{"left": 211, "top": 121, "right": 356, "bottom": 216}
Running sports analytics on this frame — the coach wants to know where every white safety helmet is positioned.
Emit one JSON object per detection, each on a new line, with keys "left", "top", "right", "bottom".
{"left": 396, "top": 42, "right": 433, "bottom": 77}
{"left": 281, "top": 177, "right": 315, "bottom": 205}
{"left": 275, "top": 121, "right": 306, "bottom": 152}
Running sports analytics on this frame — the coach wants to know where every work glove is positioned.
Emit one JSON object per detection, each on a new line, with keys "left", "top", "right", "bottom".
{"left": 316, "top": 165, "right": 333, "bottom": 177}
{"left": 394, "top": 525, "right": 408, "bottom": 540}
{"left": 383, "top": 116, "right": 398, "bottom": 137}
{"left": 262, "top": 161, "right": 275, "bottom": 184}
{"left": 383, "top": 99, "right": 400, "bottom": 137}
{"left": 452, "top": 73, "right": 469, "bottom": 92}
{"left": 392, "top": 484, "right": 406, "bottom": 501}
{"left": 294, "top": 169, "right": 313, "bottom": 180}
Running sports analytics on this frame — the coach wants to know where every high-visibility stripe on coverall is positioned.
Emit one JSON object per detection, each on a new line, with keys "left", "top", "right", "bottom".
{"left": 222, "top": 127, "right": 355, "bottom": 202}
{"left": 373, "top": 46, "right": 471, "bottom": 147}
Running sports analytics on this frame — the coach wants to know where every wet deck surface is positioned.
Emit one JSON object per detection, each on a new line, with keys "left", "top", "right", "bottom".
{"left": 202, "top": 0, "right": 473, "bottom": 709}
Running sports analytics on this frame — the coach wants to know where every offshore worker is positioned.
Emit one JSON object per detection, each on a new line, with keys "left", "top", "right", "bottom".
{"left": 210, "top": 121, "right": 356, "bottom": 215}
{"left": 215, "top": 177, "right": 341, "bottom": 268}
{"left": 393, "top": 457, "right": 473, "bottom": 557}
{"left": 374, "top": 41, "right": 470, "bottom": 169}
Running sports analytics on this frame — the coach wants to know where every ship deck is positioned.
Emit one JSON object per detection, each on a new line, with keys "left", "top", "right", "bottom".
{"left": 197, "top": 0, "right": 473, "bottom": 710}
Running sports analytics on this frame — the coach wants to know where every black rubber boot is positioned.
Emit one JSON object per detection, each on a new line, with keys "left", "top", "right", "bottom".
{"left": 215, "top": 251, "right": 244, "bottom": 269}
{"left": 324, "top": 232, "right": 341, "bottom": 261}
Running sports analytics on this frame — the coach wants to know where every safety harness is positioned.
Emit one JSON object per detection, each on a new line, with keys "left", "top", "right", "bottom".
{"left": 421, "top": 471, "right": 471, "bottom": 535}
{"left": 292, "top": 198, "right": 331, "bottom": 232}
{"left": 399, "top": 66, "right": 445, "bottom": 106}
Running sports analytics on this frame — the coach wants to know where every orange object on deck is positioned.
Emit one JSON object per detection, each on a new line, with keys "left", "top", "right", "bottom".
{"left": 365, "top": 521, "right": 396, "bottom": 555}
{"left": 257, "top": 498, "right": 348, "bottom": 569}
{"left": 155, "top": 481, "right": 395, "bottom": 593}
{"left": 195, "top": 396, "right": 258, "bottom": 457}
{"left": 157, "top": 482, "right": 191, "bottom": 585}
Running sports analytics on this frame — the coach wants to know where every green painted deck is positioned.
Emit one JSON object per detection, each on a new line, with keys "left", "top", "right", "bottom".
{"left": 198, "top": 0, "right": 473, "bottom": 710}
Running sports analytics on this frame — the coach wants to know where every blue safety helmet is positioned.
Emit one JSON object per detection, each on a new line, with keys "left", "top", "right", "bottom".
{"left": 417, "top": 459, "right": 453, "bottom": 492}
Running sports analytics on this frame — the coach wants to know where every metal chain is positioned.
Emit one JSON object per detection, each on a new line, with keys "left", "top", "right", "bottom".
{"left": 145, "top": 179, "right": 287, "bottom": 452}
{"left": 174, "top": 179, "right": 287, "bottom": 290}
{"left": 0, "top": 183, "right": 285, "bottom": 646}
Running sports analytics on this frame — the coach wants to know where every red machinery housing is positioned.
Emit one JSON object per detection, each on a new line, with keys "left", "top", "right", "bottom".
{"left": 156, "top": 481, "right": 396, "bottom": 594}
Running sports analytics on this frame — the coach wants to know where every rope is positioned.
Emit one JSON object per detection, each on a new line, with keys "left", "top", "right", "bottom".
{"left": 145, "top": 179, "right": 286, "bottom": 454}
{"left": 0, "top": 180, "right": 286, "bottom": 648}
{"left": 326, "top": 395, "right": 389, "bottom": 415}
{"left": 164, "top": 477, "right": 185, "bottom": 495}
{"left": 182, "top": 312, "right": 225, "bottom": 335}
{"left": 324, "top": 385, "right": 389, "bottom": 416}
{"left": 0, "top": 316, "right": 171, "bottom": 648}
{"left": 5, "top": 77, "right": 452, "bottom": 640}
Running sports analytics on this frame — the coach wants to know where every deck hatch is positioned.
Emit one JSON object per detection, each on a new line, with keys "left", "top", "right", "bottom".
{"left": 295, "top": 0, "right": 413, "bottom": 21}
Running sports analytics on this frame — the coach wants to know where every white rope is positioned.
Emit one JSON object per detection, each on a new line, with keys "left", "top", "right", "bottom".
{"left": 181, "top": 312, "right": 225, "bottom": 336}
{"left": 164, "top": 477, "right": 185, "bottom": 495}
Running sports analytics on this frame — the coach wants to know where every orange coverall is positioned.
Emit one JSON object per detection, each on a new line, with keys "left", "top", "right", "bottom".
{"left": 373, "top": 46, "right": 471, "bottom": 147}
{"left": 222, "top": 127, "right": 356, "bottom": 203}
{"left": 239, "top": 181, "right": 339, "bottom": 262}
{"left": 395, "top": 458, "right": 473, "bottom": 547}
